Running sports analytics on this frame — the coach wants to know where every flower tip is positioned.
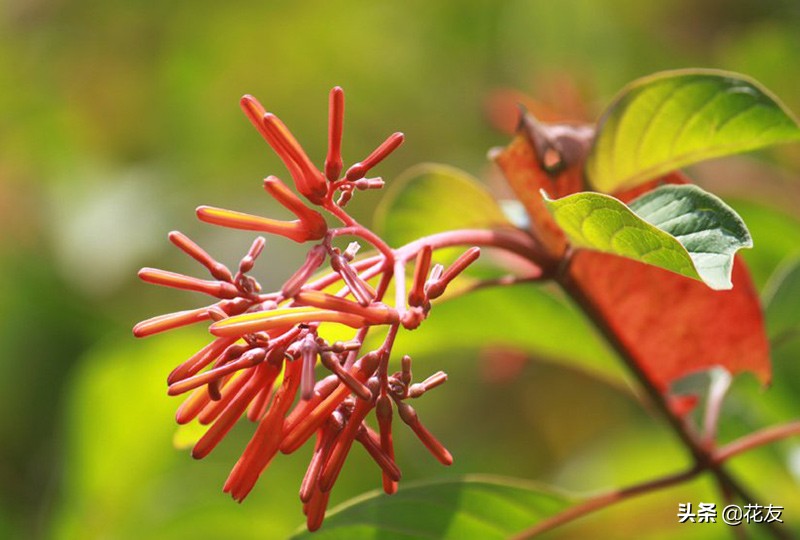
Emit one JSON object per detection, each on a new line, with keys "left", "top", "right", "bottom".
{"left": 132, "top": 322, "right": 148, "bottom": 338}
{"left": 240, "top": 94, "right": 265, "bottom": 114}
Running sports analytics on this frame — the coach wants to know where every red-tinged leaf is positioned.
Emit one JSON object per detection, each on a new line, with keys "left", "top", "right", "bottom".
{"left": 495, "top": 124, "right": 770, "bottom": 389}
{"left": 567, "top": 250, "right": 770, "bottom": 389}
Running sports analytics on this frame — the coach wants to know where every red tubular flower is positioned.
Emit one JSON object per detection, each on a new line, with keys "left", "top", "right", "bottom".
{"left": 195, "top": 205, "right": 317, "bottom": 243}
{"left": 345, "top": 132, "right": 405, "bottom": 182}
{"left": 376, "top": 394, "right": 398, "bottom": 494}
{"left": 408, "top": 244, "right": 433, "bottom": 308}
{"left": 169, "top": 230, "right": 233, "bottom": 282}
{"left": 425, "top": 246, "right": 482, "bottom": 299}
{"left": 325, "top": 86, "right": 345, "bottom": 183}
{"left": 262, "top": 176, "right": 328, "bottom": 238}
{"left": 134, "top": 87, "right": 477, "bottom": 532}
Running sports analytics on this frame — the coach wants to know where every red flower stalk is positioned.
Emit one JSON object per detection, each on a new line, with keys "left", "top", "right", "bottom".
{"left": 134, "top": 87, "right": 481, "bottom": 532}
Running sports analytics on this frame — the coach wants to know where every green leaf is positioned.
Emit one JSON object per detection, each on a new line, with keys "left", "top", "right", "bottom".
{"left": 290, "top": 476, "right": 570, "bottom": 539}
{"left": 763, "top": 256, "right": 800, "bottom": 344}
{"left": 544, "top": 184, "right": 752, "bottom": 290}
{"left": 730, "top": 199, "right": 800, "bottom": 288}
{"left": 374, "top": 163, "right": 511, "bottom": 248}
{"left": 586, "top": 69, "right": 800, "bottom": 193}
{"left": 391, "top": 283, "right": 623, "bottom": 382}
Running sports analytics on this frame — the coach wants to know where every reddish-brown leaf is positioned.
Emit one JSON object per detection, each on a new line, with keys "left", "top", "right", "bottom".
{"left": 568, "top": 251, "right": 770, "bottom": 389}
{"left": 494, "top": 124, "right": 771, "bottom": 390}
{"left": 493, "top": 134, "right": 569, "bottom": 259}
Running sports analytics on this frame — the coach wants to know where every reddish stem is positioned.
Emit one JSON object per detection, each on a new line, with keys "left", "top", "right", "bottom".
{"left": 715, "top": 421, "right": 800, "bottom": 463}
{"left": 511, "top": 466, "right": 702, "bottom": 539}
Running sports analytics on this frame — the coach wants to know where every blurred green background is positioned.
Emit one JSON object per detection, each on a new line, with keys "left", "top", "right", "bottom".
{"left": 2, "top": 1, "right": 799, "bottom": 538}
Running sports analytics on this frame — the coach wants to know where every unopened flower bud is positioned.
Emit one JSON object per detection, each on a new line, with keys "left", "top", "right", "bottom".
{"left": 325, "top": 87, "right": 345, "bottom": 182}
{"left": 345, "top": 132, "right": 404, "bottom": 181}
{"left": 168, "top": 231, "right": 233, "bottom": 282}
{"left": 395, "top": 400, "right": 452, "bottom": 466}
{"left": 426, "top": 247, "right": 481, "bottom": 300}
{"left": 353, "top": 177, "right": 385, "bottom": 190}
{"left": 408, "top": 371, "right": 448, "bottom": 398}
{"left": 336, "top": 188, "right": 353, "bottom": 207}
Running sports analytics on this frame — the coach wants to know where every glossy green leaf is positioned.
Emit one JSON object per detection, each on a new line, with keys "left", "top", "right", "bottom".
{"left": 544, "top": 184, "right": 752, "bottom": 290}
{"left": 763, "top": 256, "right": 800, "bottom": 344}
{"left": 290, "top": 476, "right": 570, "bottom": 539}
{"left": 374, "top": 163, "right": 511, "bottom": 248}
{"left": 587, "top": 70, "right": 800, "bottom": 193}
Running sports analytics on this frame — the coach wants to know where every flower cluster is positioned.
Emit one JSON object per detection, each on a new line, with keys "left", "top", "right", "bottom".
{"left": 134, "top": 88, "right": 480, "bottom": 531}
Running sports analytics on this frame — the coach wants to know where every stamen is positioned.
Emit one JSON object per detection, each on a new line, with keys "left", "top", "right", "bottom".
{"left": 428, "top": 263, "right": 444, "bottom": 283}
{"left": 343, "top": 241, "right": 361, "bottom": 261}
